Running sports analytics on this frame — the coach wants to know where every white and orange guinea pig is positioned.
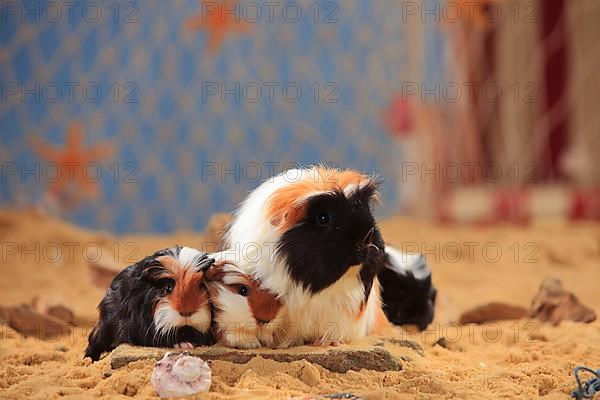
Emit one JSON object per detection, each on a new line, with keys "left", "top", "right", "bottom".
{"left": 85, "top": 246, "right": 215, "bottom": 361}
{"left": 223, "top": 166, "right": 391, "bottom": 346}
{"left": 204, "top": 260, "right": 288, "bottom": 349}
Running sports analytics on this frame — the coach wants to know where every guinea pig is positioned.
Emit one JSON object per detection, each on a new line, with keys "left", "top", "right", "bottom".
{"left": 204, "top": 259, "right": 287, "bottom": 349}
{"left": 378, "top": 245, "right": 437, "bottom": 331}
{"left": 85, "top": 246, "right": 215, "bottom": 361}
{"left": 223, "top": 166, "right": 389, "bottom": 346}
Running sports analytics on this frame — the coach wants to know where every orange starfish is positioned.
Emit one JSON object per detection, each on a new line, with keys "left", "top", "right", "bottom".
{"left": 445, "top": 0, "right": 508, "bottom": 31}
{"left": 30, "top": 121, "right": 114, "bottom": 200}
{"left": 184, "top": 0, "right": 249, "bottom": 52}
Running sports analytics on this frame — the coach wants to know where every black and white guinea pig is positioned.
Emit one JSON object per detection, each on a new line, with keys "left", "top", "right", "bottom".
{"left": 204, "top": 260, "right": 286, "bottom": 349}
{"left": 378, "top": 245, "right": 437, "bottom": 331}
{"left": 85, "top": 246, "right": 216, "bottom": 361}
{"left": 224, "top": 166, "right": 388, "bottom": 345}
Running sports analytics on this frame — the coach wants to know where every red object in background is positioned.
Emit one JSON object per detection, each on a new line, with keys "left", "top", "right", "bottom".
{"left": 492, "top": 187, "right": 531, "bottom": 225}
{"left": 570, "top": 189, "right": 600, "bottom": 220}
{"left": 538, "top": 0, "right": 570, "bottom": 181}
{"left": 435, "top": 187, "right": 600, "bottom": 224}
{"left": 383, "top": 95, "right": 415, "bottom": 137}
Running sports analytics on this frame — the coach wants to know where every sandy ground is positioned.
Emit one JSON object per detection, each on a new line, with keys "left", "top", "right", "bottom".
{"left": 0, "top": 209, "right": 598, "bottom": 399}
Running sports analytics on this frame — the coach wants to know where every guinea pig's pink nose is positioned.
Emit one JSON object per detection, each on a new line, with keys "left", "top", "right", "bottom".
{"left": 179, "top": 311, "right": 193, "bottom": 317}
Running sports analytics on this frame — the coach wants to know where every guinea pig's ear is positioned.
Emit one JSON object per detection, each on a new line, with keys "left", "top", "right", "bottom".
{"left": 348, "top": 179, "right": 381, "bottom": 205}
{"left": 203, "top": 263, "right": 226, "bottom": 282}
{"left": 192, "top": 253, "right": 215, "bottom": 273}
{"left": 150, "top": 247, "right": 177, "bottom": 259}
{"left": 267, "top": 186, "right": 319, "bottom": 231}
{"left": 140, "top": 260, "right": 173, "bottom": 283}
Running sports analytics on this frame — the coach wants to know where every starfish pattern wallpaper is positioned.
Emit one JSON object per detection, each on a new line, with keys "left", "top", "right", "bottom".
{"left": 0, "top": 0, "right": 446, "bottom": 232}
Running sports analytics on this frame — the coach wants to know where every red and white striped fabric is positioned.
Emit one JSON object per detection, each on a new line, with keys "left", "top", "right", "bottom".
{"left": 390, "top": 0, "right": 600, "bottom": 223}
{"left": 435, "top": 186, "right": 600, "bottom": 224}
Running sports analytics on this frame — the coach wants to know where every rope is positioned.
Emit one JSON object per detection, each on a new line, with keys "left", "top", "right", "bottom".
{"left": 572, "top": 366, "right": 600, "bottom": 399}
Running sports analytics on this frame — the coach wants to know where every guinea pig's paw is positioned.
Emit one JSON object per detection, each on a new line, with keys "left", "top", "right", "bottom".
{"left": 237, "top": 341, "right": 261, "bottom": 349}
{"left": 223, "top": 332, "right": 261, "bottom": 349}
{"left": 312, "top": 338, "right": 345, "bottom": 347}
{"left": 174, "top": 342, "right": 195, "bottom": 350}
{"left": 234, "top": 338, "right": 262, "bottom": 349}
{"left": 273, "top": 342, "right": 289, "bottom": 349}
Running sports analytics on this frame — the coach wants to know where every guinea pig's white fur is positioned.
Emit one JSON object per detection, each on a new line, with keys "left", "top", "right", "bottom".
{"left": 222, "top": 166, "right": 390, "bottom": 345}
{"left": 384, "top": 245, "right": 430, "bottom": 280}
{"left": 205, "top": 259, "right": 287, "bottom": 349}
{"left": 153, "top": 247, "right": 212, "bottom": 334}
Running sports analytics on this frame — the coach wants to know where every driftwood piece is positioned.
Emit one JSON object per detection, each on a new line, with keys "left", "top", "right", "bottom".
{"left": 0, "top": 304, "right": 72, "bottom": 338}
{"left": 529, "top": 278, "right": 596, "bottom": 326}
{"left": 110, "top": 344, "right": 402, "bottom": 373}
{"left": 459, "top": 302, "right": 529, "bottom": 324}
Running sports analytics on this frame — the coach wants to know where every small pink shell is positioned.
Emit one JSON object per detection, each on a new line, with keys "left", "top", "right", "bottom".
{"left": 151, "top": 352, "right": 211, "bottom": 398}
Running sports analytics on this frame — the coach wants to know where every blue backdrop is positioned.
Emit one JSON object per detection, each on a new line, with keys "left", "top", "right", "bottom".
{"left": 0, "top": 0, "right": 446, "bottom": 232}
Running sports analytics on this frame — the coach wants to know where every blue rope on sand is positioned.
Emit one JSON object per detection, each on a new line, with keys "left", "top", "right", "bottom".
{"left": 572, "top": 366, "right": 600, "bottom": 399}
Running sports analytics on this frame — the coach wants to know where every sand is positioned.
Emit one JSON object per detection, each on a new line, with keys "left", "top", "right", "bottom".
{"left": 0, "top": 209, "right": 598, "bottom": 399}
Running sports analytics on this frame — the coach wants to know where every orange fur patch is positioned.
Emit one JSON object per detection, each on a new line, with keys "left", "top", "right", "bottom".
{"left": 374, "top": 306, "right": 390, "bottom": 331}
{"left": 157, "top": 255, "right": 208, "bottom": 316}
{"left": 356, "top": 303, "right": 367, "bottom": 321}
{"left": 155, "top": 255, "right": 179, "bottom": 278}
{"left": 372, "top": 280, "right": 390, "bottom": 332}
{"left": 355, "top": 279, "right": 389, "bottom": 332}
{"left": 204, "top": 262, "right": 231, "bottom": 300}
{"left": 206, "top": 260, "right": 282, "bottom": 324}
{"left": 171, "top": 269, "right": 208, "bottom": 315}
{"left": 267, "top": 167, "right": 370, "bottom": 231}
{"left": 203, "top": 261, "right": 228, "bottom": 282}
{"left": 246, "top": 281, "right": 282, "bottom": 323}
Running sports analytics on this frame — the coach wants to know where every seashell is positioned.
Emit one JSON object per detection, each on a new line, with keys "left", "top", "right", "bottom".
{"left": 151, "top": 351, "right": 211, "bottom": 398}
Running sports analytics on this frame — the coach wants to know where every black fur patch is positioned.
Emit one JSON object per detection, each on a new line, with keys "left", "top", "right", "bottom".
{"left": 358, "top": 228, "right": 385, "bottom": 302}
{"left": 276, "top": 183, "right": 385, "bottom": 295}
{"left": 378, "top": 255, "right": 437, "bottom": 331}
{"left": 84, "top": 248, "right": 215, "bottom": 361}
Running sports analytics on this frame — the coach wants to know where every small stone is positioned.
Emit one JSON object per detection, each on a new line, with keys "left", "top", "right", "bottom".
{"left": 114, "top": 376, "right": 139, "bottom": 396}
{"left": 54, "top": 345, "right": 68, "bottom": 352}
{"left": 433, "top": 337, "right": 448, "bottom": 348}
{"left": 298, "top": 363, "right": 321, "bottom": 386}
{"left": 385, "top": 339, "right": 425, "bottom": 357}
{"left": 432, "top": 337, "right": 464, "bottom": 352}
{"left": 102, "top": 371, "right": 112, "bottom": 379}
{"left": 293, "top": 395, "right": 363, "bottom": 400}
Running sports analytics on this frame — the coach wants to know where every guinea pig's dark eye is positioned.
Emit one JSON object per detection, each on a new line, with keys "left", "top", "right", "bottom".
{"left": 238, "top": 285, "right": 249, "bottom": 297}
{"left": 316, "top": 212, "right": 331, "bottom": 227}
{"left": 163, "top": 282, "right": 174, "bottom": 295}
